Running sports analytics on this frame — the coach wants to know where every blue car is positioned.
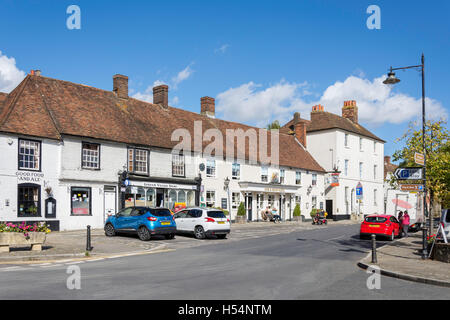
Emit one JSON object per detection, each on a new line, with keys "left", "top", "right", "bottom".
{"left": 104, "top": 207, "right": 176, "bottom": 241}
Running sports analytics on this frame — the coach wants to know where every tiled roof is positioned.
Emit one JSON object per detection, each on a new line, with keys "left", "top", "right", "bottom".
{"left": 0, "top": 75, "right": 325, "bottom": 173}
{"left": 281, "top": 111, "right": 385, "bottom": 142}
{"left": 0, "top": 92, "right": 7, "bottom": 115}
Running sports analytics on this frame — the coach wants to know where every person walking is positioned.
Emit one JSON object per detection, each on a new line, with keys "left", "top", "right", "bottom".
{"left": 402, "top": 210, "right": 410, "bottom": 238}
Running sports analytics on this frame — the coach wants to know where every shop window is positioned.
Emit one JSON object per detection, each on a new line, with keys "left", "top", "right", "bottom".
{"left": 71, "top": 187, "right": 91, "bottom": 215}
{"left": 187, "top": 191, "right": 195, "bottom": 207}
{"left": 82, "top": 142, "right": 100, "bottom": 169}
{"left": 206, "top": 159, "right": 216, "bottom": 177}
{"left": 135, "top": 187, "right": 146, "bottom": 206}
{"left": 168, "top": 190, "right": 177, "bottom": 210}
{"left": 258, "top": 194, "right": 264, "bottom": 209}
{"left": 172, "top": 153, "right": 185, "bottom": 177}
{"left": 128, "top": 148, "right": 149, "bottom": 175}
{"left": 295, "top": 195, "right": 301, "bottom": 206}
{"left": 18, "top": 183, "right": 41, "bottom": 217}
{"left": 18, "top": 139, "right": 41, "bottom": 171}
{"left": 178, "top": 190, "right": 186, "bottom": 204}
{"left": 146, "top": 188, "right": 155, "bottom": 207}
{"left": 232, "top": 163, "right": 240, "bottom": 179}
{"left": 206, "top": 191, "right": 215, "bottom": 207}
{"left": 268, "top": 195, "right": 275, "bottom": 208}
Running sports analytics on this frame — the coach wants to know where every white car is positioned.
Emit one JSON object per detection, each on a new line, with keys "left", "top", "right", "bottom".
{"left": 174, "top": 207, "right": 230, "bottom": 239}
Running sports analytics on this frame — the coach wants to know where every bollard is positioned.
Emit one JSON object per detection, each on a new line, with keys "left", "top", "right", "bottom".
{"left": 86, "top": 225, "right": 92, "bottom": 251}
{"left": 371, "top": 234, "right": 377, "bottom": 264}
{"left": 421, "top": 227, "right": 428, "bottom": 260}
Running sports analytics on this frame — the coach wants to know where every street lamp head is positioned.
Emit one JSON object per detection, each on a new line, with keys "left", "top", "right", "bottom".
{"left": 224, "top": 177, "right": 230, "bottom": 188}
{"left": 383, "top": 71, "right": 400, "bottom": 85}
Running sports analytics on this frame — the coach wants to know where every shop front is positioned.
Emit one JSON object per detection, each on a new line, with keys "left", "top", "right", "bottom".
{"left": 121, "top": 177, "right": 200, "bottom": 212}
{"left": 238, "top": 182, "right": 300, "bottom": 221}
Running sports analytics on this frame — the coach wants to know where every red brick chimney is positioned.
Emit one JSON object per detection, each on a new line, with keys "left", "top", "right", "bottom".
{"left": 113, "top": 74, "right": 128, "bottom": 99}
{"left": 384, "top": 156, "right": 391, "bottom": 165}
{"left": 153, "top": 85, "right": 169, "bottom": 108}
{"left": 293, "top": 112, "right": 307, "bottom": 148}
{"left": 200, "top": 96, "right": 215, "bottom": 118}
{"left": 342, "top": 100, "right": 358, "bottom": 123}
{"left": 310, "top": 104, "right": 324, "bottom": 124}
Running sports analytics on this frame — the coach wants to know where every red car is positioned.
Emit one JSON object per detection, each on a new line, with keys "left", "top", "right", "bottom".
{"left": 360, "top": 214, "right": 401, "bottom": 241}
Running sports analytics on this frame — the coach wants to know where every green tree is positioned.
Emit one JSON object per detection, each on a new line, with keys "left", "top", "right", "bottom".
{"left": 237, "top": 202, "right": 246, "bottom": 216}
{"left": 293, "top": 204, "right": 301, "bottom": 217}
{"left": 266, "top": 120, "right": 280, "bottom": 130}
{"left": 392, "top": 119, "right": 450, "bottom": 215}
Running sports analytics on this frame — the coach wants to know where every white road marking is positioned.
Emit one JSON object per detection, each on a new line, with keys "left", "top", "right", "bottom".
{"left": 40, "top": 264, "right": 63, "bottom": 268}
{"left": 0, "top": 266, "right": 29, "bottom": 272}
{"left": 65, "top": 261, "right": 85, "bottom": 265}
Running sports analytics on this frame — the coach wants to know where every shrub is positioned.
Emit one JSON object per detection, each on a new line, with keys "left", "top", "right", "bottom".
{"left": 293, "top": 204, "right": 301, "bottom": 217}
{"left": 309, "top": 209, "right": 318, "bottom": 218}
{"left": 214, "top": 207, "right": 229, "bottom": 216}
{"left": 237, "top": 202, "right": 246, "bottom": 216}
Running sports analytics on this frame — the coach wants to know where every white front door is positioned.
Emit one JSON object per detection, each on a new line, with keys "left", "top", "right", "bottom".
{"left": 104, "top": 186, "right": 117, "bottom": 223}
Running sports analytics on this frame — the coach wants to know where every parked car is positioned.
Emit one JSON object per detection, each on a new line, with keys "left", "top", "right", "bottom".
{"left": 174, "top": 207, "right": 230, "bottom": 239}
{"left": 104, "top": 207, "right": 176, "bottom": 241}
{"left": 360, "top": 214, "right": 401, "bottom": 241}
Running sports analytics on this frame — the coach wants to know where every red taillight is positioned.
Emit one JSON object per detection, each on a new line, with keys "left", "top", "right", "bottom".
{"left": 147, "top": 217, "right": 157, "bottom": 222}
{"left": 205, "top": 217, "right": 215, "bottom": 223}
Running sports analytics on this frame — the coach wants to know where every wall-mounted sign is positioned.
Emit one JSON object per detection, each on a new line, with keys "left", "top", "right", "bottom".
{"left": 414, "top": 153, "right": 425, "bottom": 166}
{"left": 16, "top": 171, "right": 44, "bottom": 183}
{"left": 330, "top": 172, "right": 340, "bottom": 187}
{"left": 356, "top": 182, "right": 363, "bottom": 199}
{"left": 131, "top": 181, "right": 197, "bottom": 190}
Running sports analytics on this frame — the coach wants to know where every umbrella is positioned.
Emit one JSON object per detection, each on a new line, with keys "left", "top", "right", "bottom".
{"left": 392, "top": 199, "right": 413, "bottom": 209}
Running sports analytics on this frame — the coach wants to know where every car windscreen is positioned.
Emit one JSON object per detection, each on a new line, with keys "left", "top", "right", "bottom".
{"left": 207, "top": 211, "right": 226, "bottom": 218}
{"left": 365, "top": 216, "right": 387, "bottom": 223}
{"left": 150, "top": 208, "right": 172, "bottom": 217}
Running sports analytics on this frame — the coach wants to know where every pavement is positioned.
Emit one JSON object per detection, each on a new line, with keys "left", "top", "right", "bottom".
{"left": 0, "top": 219, "right": 356, "bottom": 265}
{"left": 1, "top": 223, "right": 449, "bottom": 299}
{"left": 358, "top": 232, "right": 450, "bottom": 287}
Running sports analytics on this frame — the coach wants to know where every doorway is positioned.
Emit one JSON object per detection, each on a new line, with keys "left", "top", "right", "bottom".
{"left": 156, "top": 189, "right": 165, "bottom": 207}
{"left": 326, "top": 200, "right": 333, "bottom": 220}
{"left": 104, "top": 186, "right": 116, "bottom": 223}
{"left": 246, "top": 195, "right": 253, "bottom": 221}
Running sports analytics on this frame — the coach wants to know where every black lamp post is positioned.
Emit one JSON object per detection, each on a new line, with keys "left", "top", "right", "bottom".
{"left": 383, "top": 53, "right": 428, "bottom": 259}
{"left": 224, "top": 177, "right": 231, "bottom": 225}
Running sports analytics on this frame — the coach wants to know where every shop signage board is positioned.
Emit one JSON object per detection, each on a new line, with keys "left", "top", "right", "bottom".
{"left": 330, "top": 172, "right": 339, "bottom": 187}
{"left": 400, "top": 184, "right": 424, "bottom": 192}
{"left": 414, "top": 152, "right": 425, "bottom": 166}
{"left": 394, "top": 167, "right": 424, "bottom": 180}
{"left": 130, "top": 180, "right": 197, "bottom": 190}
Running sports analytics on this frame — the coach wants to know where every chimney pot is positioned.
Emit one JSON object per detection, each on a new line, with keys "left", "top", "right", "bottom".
{"left": 153, "top": 85, "right": 169, "bottom": 108}
{"left": 113, "top": 74, "right": 128, "bottom": 99}
{"left": 200, "top": 96, "right": 215, "bottom": 118}
{"left": 342, "top": 100, "right": 358, "bottom": 123}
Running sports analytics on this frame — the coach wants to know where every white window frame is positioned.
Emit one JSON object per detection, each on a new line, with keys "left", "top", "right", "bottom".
{"left": 312, "top": 173, "right": 317, "bottom": 186}
{"left": 359, "top": 162, "right": 363, "bottom": 179}
{"left": 295, "top": 171, "right": 301, "bottom": 185}
{"left": 82, "top": 142, "right": 100, "bottom": 169}
{"left": 261, "top": 166, "right": 268, "bottom": 182}
{"left": 374, "top": 165, "right": 377, "bottom": 180}
{"left": 172, "top": 153, "right": 185, "bottom": 177}
{"left": 128, "top": 148, "right": 149, "bottom": 175}
{"left": 374, "top": 189, "right": 378, "bottom": 206}
{"left": 359, "top": 137, "right": 363, "bottom": 151}
{"left": 206, "top": 159, "right": 216, "bottom": 178}
{"left": 344, "top": 133, "right": 349, "bottom": 147}
{"left": 206, "top": 190, "right": 216, "bottom": 207}
{"left": 280, "top": 169, "right": 285, "bottom": 184}
{"left": 232, "top": 192, "right": 240, "bottom": 209}
{"left": 18, "top": 139, "right": 41, "bottom": 171}
{"left": 232, "top": 162, "right": 240, "bottom": 180}
{"left": 344, "top": 159, "right": 349, "bottom": 176}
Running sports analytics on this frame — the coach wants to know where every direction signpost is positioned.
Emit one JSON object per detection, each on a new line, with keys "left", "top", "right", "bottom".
{"left": 394, "top": 167, "right": 424, "bottom": 180}
{"left": 400, "top": 184, "right": 424, "bottom": 192}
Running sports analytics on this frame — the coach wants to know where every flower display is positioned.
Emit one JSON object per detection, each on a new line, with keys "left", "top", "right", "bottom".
{"left": 0, "top": 221, "right": 51, "bottom": 240}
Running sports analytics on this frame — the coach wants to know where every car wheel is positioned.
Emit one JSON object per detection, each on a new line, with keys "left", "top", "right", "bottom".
{"left": 165, "top": 233, "right": 175, "bottom": 240}
{"left": 104, "top": 223, "right": 116, "bottom": 237}
{"left": 194, "top": 226, "right": 206, "bottom": 239}
{"left": 137, "top": 226, "right": 151, "bottom": 241}
{"left": 217, "top": 234, "right": 227, "bottom": 239}
{"left": 359, "top": 234, "right": 366, "bottom": 240}
{"left": 389, "top": 231, "right": 395, "bottom": 241}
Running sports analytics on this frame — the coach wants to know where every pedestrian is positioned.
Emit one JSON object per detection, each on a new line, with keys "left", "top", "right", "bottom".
{"left": 402, "top": 210, "right": 410, "bottom": 238}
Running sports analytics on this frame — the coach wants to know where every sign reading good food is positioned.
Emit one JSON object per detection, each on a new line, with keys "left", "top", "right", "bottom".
{"left": 16, "top": 171, "right": 44, "bottom": 183}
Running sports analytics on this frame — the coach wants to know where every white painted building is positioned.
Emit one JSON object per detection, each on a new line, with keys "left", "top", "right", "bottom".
{"left": 0, "top": 72, "right": 325, "bottom": 230}
{"left": 282, "top": 101, "right": 385, "bottom": 220}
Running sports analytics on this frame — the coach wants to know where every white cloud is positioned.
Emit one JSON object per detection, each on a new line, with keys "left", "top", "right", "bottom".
{"left": 0, "top": 51, "right": 26, "bottom": 93}
{"left": 132, "top": 80, "right": 167, "bottom": 103}
{"left": 215, "top": 44, "right": 230, "bottom": 54}
{"left": 172, "top": 64, "right": 193, "bottom": 89}
{"left": 216, "top": 75, "right": 448, "bottom": 127}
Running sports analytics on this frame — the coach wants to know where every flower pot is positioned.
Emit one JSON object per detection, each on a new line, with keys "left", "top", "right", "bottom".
{"left": 235, "top": 216, "right": 246, "bottom": 224}
{"left": 293, "top": 216, "right": 302, "bottom": 222}
{"left": 0, "top": 232, "right": 46, "bottom": 252}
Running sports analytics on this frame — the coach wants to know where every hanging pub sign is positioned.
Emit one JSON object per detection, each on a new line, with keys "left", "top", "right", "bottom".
{"left": 330, "top": 172, "right": 340, "bottom": 187}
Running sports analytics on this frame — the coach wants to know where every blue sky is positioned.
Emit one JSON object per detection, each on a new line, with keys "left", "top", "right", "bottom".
{"left": 0, "top": 0, "right": 449, "bottom": 159}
